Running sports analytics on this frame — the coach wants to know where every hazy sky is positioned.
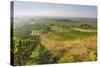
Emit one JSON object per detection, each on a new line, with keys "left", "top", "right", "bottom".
{"left": 14, "top": 1, "right": 97, "bottom": 18}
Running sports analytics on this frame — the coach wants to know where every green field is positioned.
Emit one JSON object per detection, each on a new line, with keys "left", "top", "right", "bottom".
{"left": 12, "top": 19, "right": 97, "bottom": 65}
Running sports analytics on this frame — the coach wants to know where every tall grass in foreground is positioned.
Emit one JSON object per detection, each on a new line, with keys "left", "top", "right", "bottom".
{"left": 41, "top": 35, "right": 97, "bottom": 62}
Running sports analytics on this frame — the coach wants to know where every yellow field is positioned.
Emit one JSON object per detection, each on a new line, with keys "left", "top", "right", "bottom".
{"left": 40, "top": 34, "right": 97, "bottom": 62}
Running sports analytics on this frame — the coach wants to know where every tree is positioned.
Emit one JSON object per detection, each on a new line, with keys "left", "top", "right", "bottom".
{"left": 80, "top": 24, "right": 92, "bottom": 29}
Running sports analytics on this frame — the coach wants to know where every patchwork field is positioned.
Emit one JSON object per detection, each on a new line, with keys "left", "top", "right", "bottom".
{"left": 12, "top": 19, "right": 97, "bottom": 65}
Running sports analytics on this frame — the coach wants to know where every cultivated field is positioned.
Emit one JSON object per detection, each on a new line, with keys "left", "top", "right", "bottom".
{"left": 12, "top": 18, "right": 97, "bottom": 65}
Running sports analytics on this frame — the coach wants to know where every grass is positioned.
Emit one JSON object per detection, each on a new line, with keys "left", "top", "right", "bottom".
{"left": 48, "top": 31, "right": 96, "bottom": 40}
{"left": 51, "top": 26, "right": 70, "bottom": 33}
{"left": 32, "top": 30, "right": 40, "bottom": 36}
{"left": 13, "top": 19, "right": 97, "bottom": 64}
{"left": 48, "top": 25, "right": 97, "bottom": 40}
{"left": 40, "top": 35, "right": 97, "bottom": 62}
{"left": 71, "top": 28, "right": 97, "bottom": 32}
{"left": 40, "top": 25, "right": 97, "bottom": 62}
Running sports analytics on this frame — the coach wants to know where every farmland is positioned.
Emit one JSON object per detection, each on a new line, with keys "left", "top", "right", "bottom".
{"left": 12, "top": 17, "right": 97, "bottom": 65}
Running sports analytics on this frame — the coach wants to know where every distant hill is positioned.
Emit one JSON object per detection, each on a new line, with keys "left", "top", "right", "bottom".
{"left": 14, "top": 16, "right": 97, "bottom": 23}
